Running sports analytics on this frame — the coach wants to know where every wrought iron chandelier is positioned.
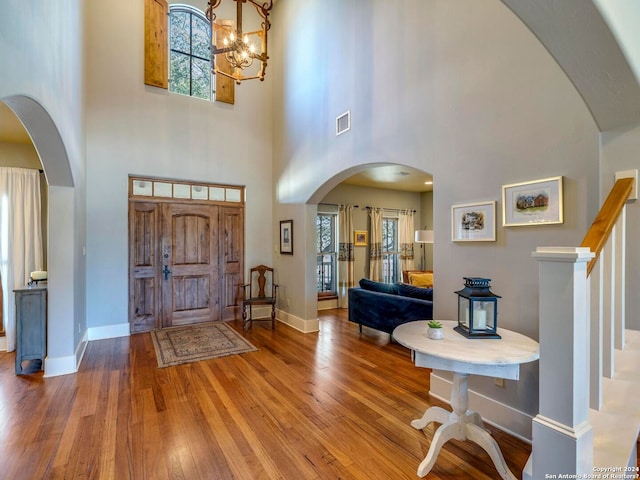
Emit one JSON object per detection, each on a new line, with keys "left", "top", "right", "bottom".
{"left": 206, "top": 0, "right": 273, "bottom": 84}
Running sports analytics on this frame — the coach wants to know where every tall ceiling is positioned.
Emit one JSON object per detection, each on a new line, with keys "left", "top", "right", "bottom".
{"left": 342, "top": 165, "right": 433, "bottom": 193}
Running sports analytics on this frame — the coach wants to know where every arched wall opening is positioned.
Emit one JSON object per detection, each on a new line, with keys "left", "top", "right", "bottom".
{"left": 274, "top": 162, "right": 433, "bottom": 333}
{"left": 1, "top": 95, "right": 78, "bottom": 376}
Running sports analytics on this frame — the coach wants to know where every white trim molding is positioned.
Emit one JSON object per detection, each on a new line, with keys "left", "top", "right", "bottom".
{"left": 88, "top": 322, "right": 130, "bottom": 341}
{"left": 45, "top": 329, "right": 87, "bottom": 377}
{"left": 276, "top": 309, "right": 319, "bottom": 333}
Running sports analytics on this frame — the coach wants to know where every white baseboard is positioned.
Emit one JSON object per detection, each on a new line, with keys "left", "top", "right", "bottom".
{"left": 0, "top": 336, "right": 6, "bottom": 351}
{"left": 430, "top": 372, "right": 533, "bottom": 443}
{"left": 76, "top": 329, "right": 88, "bottom": 370}
{"left": 277, "top": 309, "right": 319, "bottom": 333}
{"left": 44, "top": 329, "right": 88, "bottom": 377}
{"left": 88, "top": 322, "right": 130, "bottom": 341}
{"left": 44, "top": 323, "right": 128, "bottom": 377}
{"left": 44, "top": 355, "right": 77, "bottom": 377}
{"left": 318, "top": 298, "right": 339, "bottom": 310}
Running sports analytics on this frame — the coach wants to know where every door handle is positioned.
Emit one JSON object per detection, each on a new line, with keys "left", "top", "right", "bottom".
{"left": 162, "top": 265, "right": 171, "bottom": 280}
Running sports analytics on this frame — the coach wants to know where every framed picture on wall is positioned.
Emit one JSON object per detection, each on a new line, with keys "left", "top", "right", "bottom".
{"left": 354, "top": 230, "right": 368, "bottom": 246}
{"left": 502, "top": 176, "right": 563, "bottom": 226}
{"left": 280, "top": 220, "right": 293, "bottom": 254}
{"left": 451, "top": 201, "right": 496, "bottom": 242}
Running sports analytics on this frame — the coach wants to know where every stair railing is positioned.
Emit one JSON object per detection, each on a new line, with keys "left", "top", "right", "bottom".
{"left": 525, "top": 177, "right": 633, "bottom": 479}
{"left": 581, "top": 177, "right": 632, "bottom": 409}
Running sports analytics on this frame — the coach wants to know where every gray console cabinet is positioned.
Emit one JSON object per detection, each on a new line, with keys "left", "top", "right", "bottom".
{"left": 14, "top": 285, "right": 47, "bottom": 375}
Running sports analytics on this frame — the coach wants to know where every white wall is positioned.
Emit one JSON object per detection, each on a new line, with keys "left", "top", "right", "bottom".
{"left": 0, "top": 0, "right": 85, "bottom": 372}
{"left": 84, "top": 0, "right": 274, "bottom": 329}
{"left": 271, "top": 0, "right": 600, "bottom": 420}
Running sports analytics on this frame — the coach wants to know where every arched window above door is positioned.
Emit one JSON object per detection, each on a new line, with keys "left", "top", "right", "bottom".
{"left": 168, "top": 4, "right": 212, "bottom": 101}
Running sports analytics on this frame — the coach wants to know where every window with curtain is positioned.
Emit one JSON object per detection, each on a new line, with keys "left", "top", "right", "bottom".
{"left": 316, "top": 213, "right": 337, "bottom": 296}
{"left": 382, "top": 217, "right": 399, "bottom": 283}
{"left": 169, "top": 4, "right": 213, "bottom": 100}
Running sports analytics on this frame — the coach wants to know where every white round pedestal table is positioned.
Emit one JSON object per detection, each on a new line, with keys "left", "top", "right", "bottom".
{"left": 393, "top": 320, "right": 539, "bottom": 480}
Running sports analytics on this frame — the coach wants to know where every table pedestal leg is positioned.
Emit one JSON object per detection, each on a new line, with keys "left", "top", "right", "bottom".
{"left": 412, "top": 372, "right": 516, "bottom": 480}
{"left": 410, "top": 406, "right": 450, "bottom": 430}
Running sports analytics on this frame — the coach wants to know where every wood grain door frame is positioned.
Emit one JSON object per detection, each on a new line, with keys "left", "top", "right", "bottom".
{"left": 129, "top": 197, "right": 244, "bottom": 333}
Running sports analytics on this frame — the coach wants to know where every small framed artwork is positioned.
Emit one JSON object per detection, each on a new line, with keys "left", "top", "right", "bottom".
{"left": 502, "top": 176, "right": 563, "bottom": 227}
{"left": 451, "top": 201, "right": 496, "bottom": 242}
{"left": 354, "top": 230, "right": 368, "bottom": 246}
{"left": 280, "top": 220, "right": 293, "bottom": 255}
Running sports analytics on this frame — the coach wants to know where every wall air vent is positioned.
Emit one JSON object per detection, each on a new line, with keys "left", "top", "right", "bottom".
{"left": 336, "top": 110, "right": 351, "bottom": 136}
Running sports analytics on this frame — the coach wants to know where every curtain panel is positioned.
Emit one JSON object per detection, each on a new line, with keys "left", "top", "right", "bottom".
{"left": 399, "top": 209, "right": 416, "bottom": 272}
{"left": 337, "top": 205, "right": 355, "bottom": 307}
{"left": 0, "top": 167, "right": 43, "bottom": 352}
{"left": 368, "top": 208, "right": 383, "bottom": 281}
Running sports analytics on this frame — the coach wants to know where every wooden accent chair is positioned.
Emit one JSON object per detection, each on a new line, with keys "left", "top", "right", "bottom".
{"left": 241, "top": 265, "right": 278, "bottom": 330}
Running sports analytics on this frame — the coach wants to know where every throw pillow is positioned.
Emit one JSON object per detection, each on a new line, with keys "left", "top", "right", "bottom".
{"left": 398, "top": 283, "right": 433, "bottom": 301}
{"left": 409, "top": 272, "right": 433, "bottom": 288}
{"left": 359, "top": 278, "right": 399, "bottom": 295}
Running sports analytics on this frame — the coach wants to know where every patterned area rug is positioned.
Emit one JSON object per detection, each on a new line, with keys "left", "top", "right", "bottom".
{"left": 151, "top": 322, "right": 257, "bottom": 368}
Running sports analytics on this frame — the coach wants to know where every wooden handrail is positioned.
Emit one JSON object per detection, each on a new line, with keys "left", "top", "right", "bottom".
{"left": 580, "top": 177, "right": 633, "bottom": 276}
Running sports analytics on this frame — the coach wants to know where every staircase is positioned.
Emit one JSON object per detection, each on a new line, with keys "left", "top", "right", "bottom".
{"left": 590, "top": 328, "right": 640, "bottom": 468}
{"left": 524, "top": 177, "right": 640, "bottom": 478}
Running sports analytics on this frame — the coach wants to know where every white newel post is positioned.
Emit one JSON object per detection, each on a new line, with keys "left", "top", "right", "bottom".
{"left": 530, "top": 247, "right": 595, "bottom": 478}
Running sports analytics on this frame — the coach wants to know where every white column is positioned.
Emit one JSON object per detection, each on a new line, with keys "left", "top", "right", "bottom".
{"left": 529, "top": 247, "right": 595, "bottom": 479}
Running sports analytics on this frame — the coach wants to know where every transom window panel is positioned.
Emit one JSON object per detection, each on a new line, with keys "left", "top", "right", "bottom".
{"left": 169, "top": 5, "right": 212, "bottom": 100}
{"left": 129, "top": 177, "right": 244, "bottom": 206}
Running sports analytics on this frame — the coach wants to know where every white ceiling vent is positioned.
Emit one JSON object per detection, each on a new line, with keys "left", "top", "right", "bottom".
{"left": 336, "top": 110, "right": 351, "bottom": 136}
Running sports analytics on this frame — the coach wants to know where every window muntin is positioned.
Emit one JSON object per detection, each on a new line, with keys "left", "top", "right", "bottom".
{"left": 169, "top": 5, "right": 212, "bottom": 100}
{"left": 317, "top": 214, "right": 337, "bottom": 295}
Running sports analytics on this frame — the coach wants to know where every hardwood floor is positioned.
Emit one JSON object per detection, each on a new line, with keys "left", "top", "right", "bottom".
{"left": 0, "top": 309, "right": 531, "bottom": 479}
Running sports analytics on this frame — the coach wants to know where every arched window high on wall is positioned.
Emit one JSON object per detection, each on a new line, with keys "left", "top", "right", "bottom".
{"left": 169, "top": 4, "right": 212, "bottom": 100}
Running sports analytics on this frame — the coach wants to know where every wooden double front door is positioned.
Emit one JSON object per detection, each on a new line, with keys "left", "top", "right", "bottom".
{"left": 129, "top": 201, "right": 244, "bottom": 333}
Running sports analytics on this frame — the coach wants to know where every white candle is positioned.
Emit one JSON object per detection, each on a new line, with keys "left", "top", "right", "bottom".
{"left": 475, "top": 308, "right": 487, "bottom": 330}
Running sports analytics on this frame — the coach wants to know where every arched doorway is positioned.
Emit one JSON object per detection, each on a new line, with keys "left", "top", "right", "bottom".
{"left": 309, "top": 163, "right": 433, "bottom": 313}
{"left": 0, "top": 95, "right": 78, "bottom": 376}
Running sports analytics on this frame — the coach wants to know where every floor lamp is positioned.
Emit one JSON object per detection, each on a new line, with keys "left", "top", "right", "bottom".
{"left": 414, "top": 230, "right": 434, "bottom": 270}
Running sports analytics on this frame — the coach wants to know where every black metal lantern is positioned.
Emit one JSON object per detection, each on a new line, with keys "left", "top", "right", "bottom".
{"left": 454, "top": 277, "right": 501, "bottom": 339}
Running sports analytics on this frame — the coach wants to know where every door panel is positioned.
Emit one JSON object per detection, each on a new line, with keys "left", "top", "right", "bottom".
{"left": 129, "top": 203, "right": 161, "bottom": 333}
{"left": 221, "top": 207, "right": 244, "bottom": 320}
{"left": 161, "top": 204, "right": 220, "bottom": 327}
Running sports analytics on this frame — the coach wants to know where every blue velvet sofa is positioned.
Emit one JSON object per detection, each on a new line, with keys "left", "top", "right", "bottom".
{"left": 348, "top": 278, "right": 433, "bottom": 335}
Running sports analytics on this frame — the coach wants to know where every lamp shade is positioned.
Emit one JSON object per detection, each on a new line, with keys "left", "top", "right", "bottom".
{"left": 414, "top": 230, "right": 434, "bottom": 243}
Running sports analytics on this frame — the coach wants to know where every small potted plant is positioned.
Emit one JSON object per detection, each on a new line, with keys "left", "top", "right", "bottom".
{"left": 427, "top": 320, "right": 444, "bottom": 340}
